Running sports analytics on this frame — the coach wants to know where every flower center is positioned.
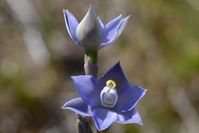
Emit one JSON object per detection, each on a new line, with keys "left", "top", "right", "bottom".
{"left": 100, "top": 80, "right": 118, "bottom": 108}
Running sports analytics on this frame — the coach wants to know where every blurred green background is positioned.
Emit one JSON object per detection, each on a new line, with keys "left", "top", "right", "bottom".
{"left": 0, "top": 0, "right": 199, "bottom": 133}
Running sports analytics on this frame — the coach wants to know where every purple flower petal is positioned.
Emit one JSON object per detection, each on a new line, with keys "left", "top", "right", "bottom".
{"left": 97, "top": 16, "right": 105, "bottom": 45}
{"left": 62, "top": 97, "right": 92, "bottom": 117}
{"left": 101, "top": 16, "right": 130, "bottom": 48}
{"left": 71, "top": 75, "right": 102, "bottom": 107}
{"left": 104, "top": 15, "right": 122, "bottom": 41}
{"left": 100, "top": 15, "right": 122, "bottom": 48}
{"left": 99, "top": 62, "right": 147, "bottom": 112}
{"left": 117, "top": 16, "right": 131, "bottom": 37}
{"left": 115, "top": 85, "right": 147, "bottom": 112}
{"left": 116, "top": 108, "right": 143, "bottom": 125}
{"left": 100, "top": 16, "right": 130, "bottom": 48}
{"left": 63, "top": 10, "right": 80, "bottom": 46}
{"left": 99, "top": 62, "right": 129, "bottom": 91}
{"left": 105, "top": 15, "right": 122, "bottom": 33}
{"left": 92, "top": 108, "right": 117, "bottom": 131}
{"left": 97, "top": 16, "right": 105, "bottom": 29}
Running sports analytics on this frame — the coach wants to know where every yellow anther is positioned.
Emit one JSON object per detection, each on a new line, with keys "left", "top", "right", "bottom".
{"left": 106, "top": 80, "right": 116, "bottom": 89}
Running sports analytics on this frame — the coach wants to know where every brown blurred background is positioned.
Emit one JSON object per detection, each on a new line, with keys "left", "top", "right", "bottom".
{"left": 0, "top": 0, "right": 199, "bottom": 133}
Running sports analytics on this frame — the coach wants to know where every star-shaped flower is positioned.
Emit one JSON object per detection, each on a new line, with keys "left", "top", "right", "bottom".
{"left": 63, "top": 6, "right": 130, "bottom": 50}
{"left": 62, "top": 63, "right": 147, "bottom": 131}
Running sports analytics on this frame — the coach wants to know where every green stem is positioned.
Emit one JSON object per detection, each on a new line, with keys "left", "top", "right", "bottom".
{"left": 85, "top": 49, "right": 98, "bottom": 64}
{"left": 76, "top": 49, "right": 98, "bottom": 133}
{"left": 77, "top": 115, "right": 92, "bottom": 133}
{"left": 82, "top": 49, "right": 109, "bottom": 133}
{"left": 84, "top": 49, "right": 98, "bottom": 77}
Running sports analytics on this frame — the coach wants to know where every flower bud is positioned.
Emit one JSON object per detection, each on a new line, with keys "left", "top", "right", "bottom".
{"left": 76, "top": 6, "right": 101, "bottom": 50}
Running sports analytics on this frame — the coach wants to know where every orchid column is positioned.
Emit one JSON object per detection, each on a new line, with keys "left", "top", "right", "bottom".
{"left": 62, "top": 5, "right": 146, "bottom": 133}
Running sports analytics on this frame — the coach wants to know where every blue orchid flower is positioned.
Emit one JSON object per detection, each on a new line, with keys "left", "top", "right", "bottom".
{"left": 63, "top": 6, "right": 130, "bottom": 50}
{"left": 62, "top": 62, "right": 147, "bottom": 131}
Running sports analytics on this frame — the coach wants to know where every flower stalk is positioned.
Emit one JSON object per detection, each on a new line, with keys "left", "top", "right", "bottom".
{"left": 76, "top": 49, "right": 98, "bottom": 133}
{"left": 84, "top": 49, "right": 102, "bottom": 133}
{"left": 77, "top": 114, "right": 93, "bottom": 133}
{"left": 77, "top": 48, "right": 98, "bottom": 133}
{"left": 84, "top": 49, "right": 109, "bottom": 133}
{"left": 84, "top": 49, "right": 98, "bottom": 77}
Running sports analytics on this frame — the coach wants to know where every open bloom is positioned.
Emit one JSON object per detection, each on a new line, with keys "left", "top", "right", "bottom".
{"left": 62, "top": 63, "right": 147, "bottom": 131}
{"left": 63, "top": 6, "right": 130, "bottom": 50}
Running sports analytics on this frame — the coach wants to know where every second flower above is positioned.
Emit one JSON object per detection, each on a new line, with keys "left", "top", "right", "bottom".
{"left": 63, "top": 6, "right": 130, "bottom": 50}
